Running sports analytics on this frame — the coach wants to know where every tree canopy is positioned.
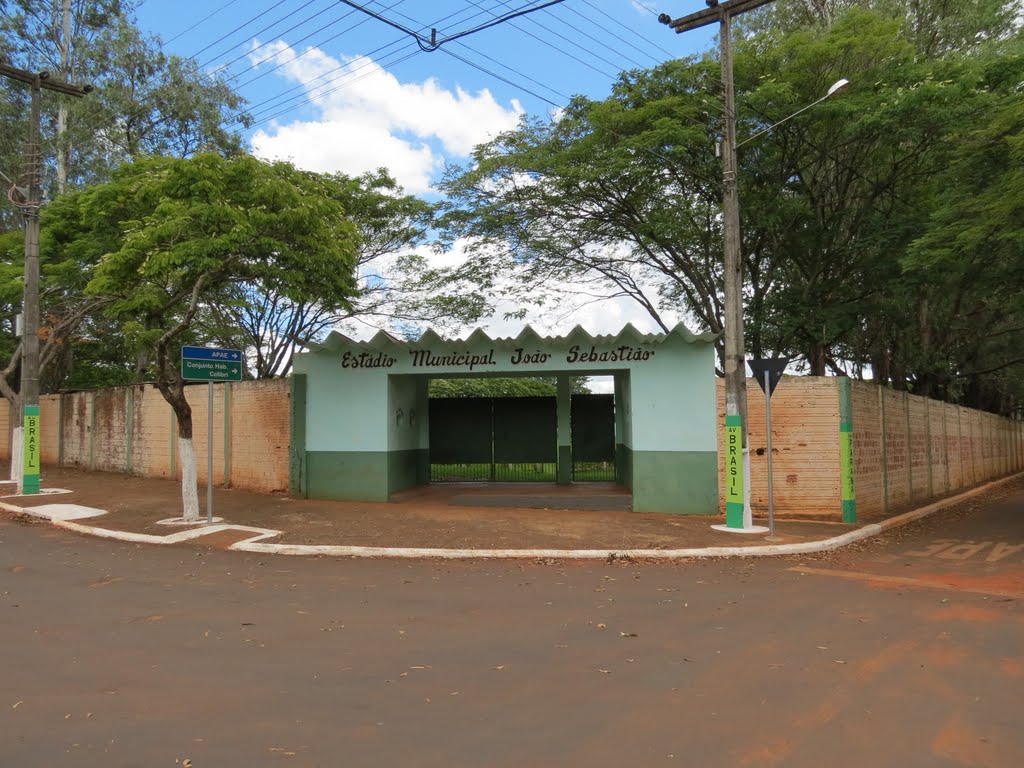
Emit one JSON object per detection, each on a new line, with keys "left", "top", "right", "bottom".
{"left": 434, "top": 3, "right": 1024, "bottom": 414}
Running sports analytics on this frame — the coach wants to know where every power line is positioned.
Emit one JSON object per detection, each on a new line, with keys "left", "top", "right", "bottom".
{"left": 248, "top": 48, "right": 423, "bottom": 128}
{"left": 523, "top": 1, "right": 650, "bottom": 70}
{"left": 185, "top": 0, "right": 293, "bottom": 63}
{"left": 232, "top": 0, "right": 409, "bottom": 88}
{"left": 452, "top": 40, "right": 570, "bottom": 103}
{"left": 235, "top": 1, "right": 504, "bottom": 121}
{"left": 463, "top": 0, "right": 617, "bottom": 79}
{"left": 198, "top": 0, "right": 325, "bottom": 70}
{"left": 483, "top": 0, "right": 629, "bottom": 76}
{"left": 205, "top": 0, "right": 342, "bottom": 72}
{"left": 575, "top": 0, "right": 676, "bottom": 61}
{"left": 336, "top": 0, "right": 569, "bottom": 52}
{"left": 439, "top": 47, "right": 561, "bottom": 108}
{"left": 163, "top": 0, "right": 245, "bottom": 46}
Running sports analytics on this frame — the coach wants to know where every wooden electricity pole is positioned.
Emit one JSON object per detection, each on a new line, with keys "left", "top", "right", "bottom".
{"left": 0, "top": 61, "right": 90, "bottom": 492}
{"left": 660, "top": 0, "right": 776, "bottom": 529}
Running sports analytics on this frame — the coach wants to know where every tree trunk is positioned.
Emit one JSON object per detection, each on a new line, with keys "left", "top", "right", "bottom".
{"left": 156, "top": 378, "right": 199, "bottom": 521}
{"left": 177, "top": 435, "right": 199, "bottom": 522}
{"left": 807, "top": 342, "right": 827, "bottom": 376}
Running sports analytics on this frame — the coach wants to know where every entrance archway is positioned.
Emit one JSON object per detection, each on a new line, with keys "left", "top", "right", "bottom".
{"left": 290, "top": 323, "right": 719, "bottom": 514}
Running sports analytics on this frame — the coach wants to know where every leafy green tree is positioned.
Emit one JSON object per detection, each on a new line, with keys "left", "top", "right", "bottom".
{"left": 0, "top": 0, "right": 248, "bottom": 206}
{"left": 429, "top": 376, "right": 591, "bottom": 398}
{"left": 434, "top": 6, "right": 1023, "bottom": 413}
{"left": 196, "top": 170, "right": 471, "bottom": 378}
{"left": 72, "top": 153, "right": 360, "bottom": 520}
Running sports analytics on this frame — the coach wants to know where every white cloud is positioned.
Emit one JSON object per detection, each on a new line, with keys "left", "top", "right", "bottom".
{"left": 247, "top": 41, "right": 523, "bottom": 193}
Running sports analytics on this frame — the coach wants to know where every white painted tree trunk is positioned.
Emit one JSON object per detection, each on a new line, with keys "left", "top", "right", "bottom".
{"left": 178, "top": 437, "right": 200, "bottom": 522}
{"left": 11, "top": 426, "right": 23, "bottom": 491}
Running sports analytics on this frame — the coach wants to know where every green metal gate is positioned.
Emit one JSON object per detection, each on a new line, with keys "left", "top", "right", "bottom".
{"left": 428, "top": 394, "right": 615, "bottom": 482}
{"left": 571, "top": 394, "right": 616, "bottom": 481}
{"left": 429, "top": 397, "right": 557, "bottom": 481}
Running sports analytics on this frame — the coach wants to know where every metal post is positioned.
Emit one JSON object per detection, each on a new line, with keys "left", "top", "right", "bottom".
{"left": 764, "top": 369, "right": 774, "bottom": 538}
{"left": 207, "top": 381, "right": 213, "bottom": 524}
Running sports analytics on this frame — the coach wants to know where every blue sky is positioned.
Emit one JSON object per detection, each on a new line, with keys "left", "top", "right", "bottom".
{"left": 134, "top": 1, "right": 718, "bottom": 341}
{"left": 136, "top": 0, "right": 716, "bottom": 193}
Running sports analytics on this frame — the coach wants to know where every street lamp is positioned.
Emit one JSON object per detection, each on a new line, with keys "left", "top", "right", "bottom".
{"left": 661, "top": 3, "right": 848, "bottom": 531}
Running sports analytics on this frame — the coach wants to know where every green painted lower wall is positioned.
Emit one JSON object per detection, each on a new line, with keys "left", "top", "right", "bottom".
{"left": 630, "top": 450, "right": 717, "bottom": 515}
{"left": 616, "top": 443, "right": 633, "bottom": 489}
{"left": 306, "top": 451, "right": 390, "bottom": 501}
{"left": 306, "top": 449, "right": 427, "bottom": 501}
{"left": 389, "top": 449, "right": 427, "bottom": 494}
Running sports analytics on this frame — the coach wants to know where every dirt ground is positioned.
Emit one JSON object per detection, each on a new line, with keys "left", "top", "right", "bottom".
{"left": 0, "top": 464, "right": 861, "bottom": 550}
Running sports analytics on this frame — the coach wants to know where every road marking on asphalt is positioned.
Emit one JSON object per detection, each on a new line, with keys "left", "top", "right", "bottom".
{"left": 905, "top": 539, "right": 1024, "bottom": 563}
{"left": 789, "top": 567, "right": 1024, "bottom": 600}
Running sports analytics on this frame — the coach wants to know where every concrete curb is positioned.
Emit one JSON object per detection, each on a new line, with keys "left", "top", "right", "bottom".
{"left": 2, "top": 473, "right": 1019, "bottom": 560}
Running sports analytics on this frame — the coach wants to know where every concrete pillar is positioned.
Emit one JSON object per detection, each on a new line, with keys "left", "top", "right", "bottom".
{"left": 556, "top": 375, "right": 571, "bottom": 485}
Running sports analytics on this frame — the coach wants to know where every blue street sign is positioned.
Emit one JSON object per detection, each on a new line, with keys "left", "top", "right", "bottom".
{"left": 181, "top": 346, "right": 243, "bottom": 382}
{"left": 181, "top": 346, "right": 242, "bottom": 362}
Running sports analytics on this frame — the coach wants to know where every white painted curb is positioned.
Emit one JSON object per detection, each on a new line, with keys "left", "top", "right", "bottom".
{"left": 1, "top": 472, "right": 1019, "bottom": 561}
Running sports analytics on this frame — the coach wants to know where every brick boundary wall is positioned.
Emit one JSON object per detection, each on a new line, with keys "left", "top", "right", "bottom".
{"left": 717, "top": 378, "right": 1022, "bottom": 520}
{"left": 1, "top": 377, "right": 1020, "bottom": 516}
{"left": 0, "top": 379, "right": 290, "bottom": 495}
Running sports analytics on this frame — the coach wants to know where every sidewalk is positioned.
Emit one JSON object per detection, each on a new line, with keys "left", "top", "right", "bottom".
{"left": 2, "top": 464, "right": 1015, "bottom": 559}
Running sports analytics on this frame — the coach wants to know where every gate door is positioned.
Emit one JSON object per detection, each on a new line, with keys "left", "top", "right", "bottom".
{"left": 493, "top": 396, "right": 557, "bottom": 481}
{"left": 429, "top": 397, "right": 492, "bottom": 481}
{"left": 571, "top": 394, "right": 616, "bottom": 481}
{"left": 428, "top": 396, "right": 557, "bottom": 481}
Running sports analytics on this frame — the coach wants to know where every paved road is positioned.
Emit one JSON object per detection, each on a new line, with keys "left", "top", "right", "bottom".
{"left": 2, "top": 480, "right": 1022, "bottom": 768}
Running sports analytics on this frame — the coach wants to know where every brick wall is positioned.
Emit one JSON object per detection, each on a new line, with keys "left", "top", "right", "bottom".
{"left": 717, "top": 377, "right": 841, "bottom": 518}
{"left": 0, "top": 376, "right": 1020, "bottom": 515}
{"left": 0, "top": 379, "right": 290, "bottom": 495}
{"left": 851, "top": 383, "right": 1023, "bottom": 518}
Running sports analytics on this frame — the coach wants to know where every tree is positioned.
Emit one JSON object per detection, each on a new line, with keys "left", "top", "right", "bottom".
{"left": 429, "top": 376, "right": 591, "bottom": 398}
{"left": 436, "top": 57, "right": 726, "bottom": 359}
{"left": 0, "top": 0, "right": 248, "bottom": 203}
{"left": 74, "top": 153, "right": 360, "bottom": 520}
{"left": 196, "top": 169, "right": 468, "bottom": 379}
{"left": 434, "top": 5, "right": 1023, "bottom": 413}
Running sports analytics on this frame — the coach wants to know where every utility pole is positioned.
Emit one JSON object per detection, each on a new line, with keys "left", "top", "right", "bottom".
{"left": 660, "top": 0, "right": 776, "bottom": 530}
{"left": 0, "top": 62, "right": 90, "bottom": 493}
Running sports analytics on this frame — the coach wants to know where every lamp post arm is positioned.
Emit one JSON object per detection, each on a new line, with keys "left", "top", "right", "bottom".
{"left": 736, "top": 79, "right": 848, "bottom": 149}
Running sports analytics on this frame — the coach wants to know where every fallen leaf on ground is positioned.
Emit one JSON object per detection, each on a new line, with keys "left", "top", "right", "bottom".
{"left": 620, "top": 632, "right": 638, "bottom": 638}
{"left": 409, "top": 665, "right": 431, "bottom": 670}
{"left": 492, "top": 665, "right": 506, "bottom": 670}
{"left": 598, "top": 669, "right": 611, "bottom": 674}
{"left": 597, "top": 623, "right": 607, "bottom": 629}
{"left": 12, "top": 701, "right": 23, "bottom": 709}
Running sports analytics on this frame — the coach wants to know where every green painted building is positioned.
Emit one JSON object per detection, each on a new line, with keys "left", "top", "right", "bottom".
{"left": 290, "top": 323, "right": 719, "bottom": 514}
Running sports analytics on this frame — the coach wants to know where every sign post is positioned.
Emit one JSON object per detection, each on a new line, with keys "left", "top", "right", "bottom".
{"left": 748, "top": 357, "right": 789, "bottom": 539}
{"left": 181, "top": 346, "right": 242, "bottom": 523}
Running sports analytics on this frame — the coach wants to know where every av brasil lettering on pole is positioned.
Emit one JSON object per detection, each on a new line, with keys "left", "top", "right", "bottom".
{"left": 181, "top": 345, "right": 243, "bottom": 382}
{"left": 340, "top": 345, "right": 657, "bottom": 370}
{"left": 725, "top": 414, "right": 744, "bottom": 528}
{"left": 22, "top": 404, "right": 40, "bottom": 494}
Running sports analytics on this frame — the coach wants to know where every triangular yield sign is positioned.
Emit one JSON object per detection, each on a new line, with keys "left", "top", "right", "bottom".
{"left": 748, "top": 357, "right": 789, "bottom": 397}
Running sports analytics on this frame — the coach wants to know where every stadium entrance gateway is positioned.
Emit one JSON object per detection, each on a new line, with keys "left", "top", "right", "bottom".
{"left": 289, "top": 324, "right": 719, "bottom": 514}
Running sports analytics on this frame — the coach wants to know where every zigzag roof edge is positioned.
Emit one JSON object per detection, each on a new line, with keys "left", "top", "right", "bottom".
{"left": 668, "top": 322, "right": 719, "bottom": 345}
{"left": 301, "top": 322, "right": 717, "bottom": 353}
